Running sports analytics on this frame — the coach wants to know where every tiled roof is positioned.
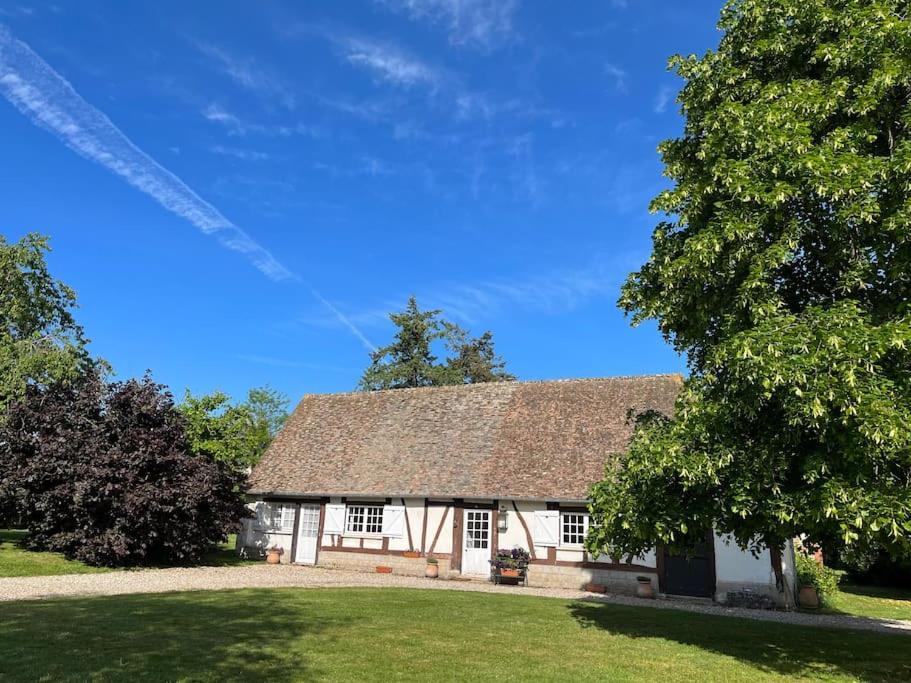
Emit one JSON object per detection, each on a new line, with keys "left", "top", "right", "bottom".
{"left": 248, "top": 374, "right": 682, "bottom": 501}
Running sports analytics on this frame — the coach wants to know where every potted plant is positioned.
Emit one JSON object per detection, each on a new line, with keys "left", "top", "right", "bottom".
{"left": 425, "top": 557, "right": 439, "bottom": 578}
{"left": 795, "top": 551, "right": 839, "bottom": 609}
{"left": 265, "top": 545, "right": 283, "bottom": 565}
{"left": 636, "top": 575, "right": 655, "bottom": 599}
{"left": 490, "top": 548, "right": 530, "bottom": 584}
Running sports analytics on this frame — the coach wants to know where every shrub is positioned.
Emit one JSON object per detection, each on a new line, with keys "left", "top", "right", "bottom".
{"left": 796, "top": 551, "right": 841, "bottom": 606}
{"left": 0, "top": 374, "right": 249, "bottom": 567}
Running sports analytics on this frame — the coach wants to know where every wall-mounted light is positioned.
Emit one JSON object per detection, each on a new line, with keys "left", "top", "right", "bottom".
{"left": 498, "top": 505, "right": 509, "bottom": 532}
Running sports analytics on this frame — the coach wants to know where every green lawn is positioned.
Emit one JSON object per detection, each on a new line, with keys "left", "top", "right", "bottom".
{"left": 0, "top": 530, "right": 247, "bottom": 578}
{"left": 1, "top": 588, "right": 909, "bottom": 682}
{"left": 824, "top": 584, "right": 911, "bottom": 622}
{"left": 0, "top": 529, "right": 111, "bottom": 578}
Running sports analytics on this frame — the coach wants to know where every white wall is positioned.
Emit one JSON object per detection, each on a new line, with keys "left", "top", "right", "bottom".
{"left": 714, "top": 533, "right": 774, "bottom": 584}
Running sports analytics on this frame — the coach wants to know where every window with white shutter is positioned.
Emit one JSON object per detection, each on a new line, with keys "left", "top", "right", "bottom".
{"left": 346, "top": 504, "right": 384, "bottom": 535}
{"left": 560, "top": 512, "right": 589, "bottom": 548}
{"left": 532, "top": 510, "right": 559, "bottom": 547}
{"left": 255, "top": 502, "right": 296, "bottom": 533}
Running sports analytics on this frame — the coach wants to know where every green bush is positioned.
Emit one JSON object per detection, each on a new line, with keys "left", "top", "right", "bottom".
{"left": 796, "top": 552, "right": 841, "bottom": 606}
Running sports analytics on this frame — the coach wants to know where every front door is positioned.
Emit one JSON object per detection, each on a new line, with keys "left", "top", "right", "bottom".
{"left": 294, "top": 504, "right": 320, "bottom": 565}
{"left": 663, "top": 538, "right": 714, "bottom": 598}
{"left": 462, "top": 510, "right": 491, "bottom": 576}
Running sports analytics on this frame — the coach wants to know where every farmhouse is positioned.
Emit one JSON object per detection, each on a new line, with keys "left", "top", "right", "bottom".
{"left": 242, "top": 375, "right": 796, "bottom": 605}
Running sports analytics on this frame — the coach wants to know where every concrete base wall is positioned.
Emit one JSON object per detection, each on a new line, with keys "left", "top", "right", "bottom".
{"left": 527, "top": 564, "right": 653, "bottom": 595}
{"left": 716, "top": 581, "right": 783, "bottom": 606}
{"left": 316, "top": 551, "right": 455, "bottom": 578}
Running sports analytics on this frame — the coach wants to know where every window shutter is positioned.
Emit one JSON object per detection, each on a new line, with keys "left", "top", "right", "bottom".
{"left": 254, "top": 502, "right": 268, "bottom": 531}
{"left": 533, "top": 510, "right": 559, "bottom": 547}
{"left": 324, "top": 504, "right": 346, "bottom": 535}
{"left": 382, "top": 505, "right": 405, "bottom": 538}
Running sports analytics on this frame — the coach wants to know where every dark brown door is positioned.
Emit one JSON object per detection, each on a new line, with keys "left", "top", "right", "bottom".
{"left": 663, "top": 538, "right": 714, "bottom": 598}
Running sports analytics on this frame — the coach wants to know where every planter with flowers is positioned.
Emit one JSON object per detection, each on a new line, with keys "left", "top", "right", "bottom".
{"left": 490, "top": 548, "right": 531, "bottom": 586}
{"left": 265, "top": 546, "right": 284, "bottom": 565}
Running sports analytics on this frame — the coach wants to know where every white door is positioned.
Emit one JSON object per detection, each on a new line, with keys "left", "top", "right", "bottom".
{"left": 294, "top": 504, "right": 320, "bottom": 565}
{"left": 462, "top": 510, "right": 491, "bottom": 576}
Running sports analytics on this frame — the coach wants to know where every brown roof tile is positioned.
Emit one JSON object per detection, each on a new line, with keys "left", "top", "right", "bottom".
{"left": 247, "top": 374, "right": 682, "bottom": 501}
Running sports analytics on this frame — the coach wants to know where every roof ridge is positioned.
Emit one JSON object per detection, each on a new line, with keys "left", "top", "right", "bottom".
{"left": 294, "top": 372, "right": 685, "bottom": 401}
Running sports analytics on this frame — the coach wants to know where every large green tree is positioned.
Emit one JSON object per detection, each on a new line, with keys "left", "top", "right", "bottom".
{"left": 588, "top": 0, "right": 911, "bottom": 561}
{"left": 0, "top": 233, "right": 95, "bottom": 412}
{"left": 359, "top": 297, "right": 514, "bottom": 390}
{"left": 180, "top": 386, "right": 289, "bottom": 473}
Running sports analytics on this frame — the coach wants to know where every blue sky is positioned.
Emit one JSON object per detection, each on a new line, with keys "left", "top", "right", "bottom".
{"left": 0, "top": 1, "right": 723, "bottom": 403}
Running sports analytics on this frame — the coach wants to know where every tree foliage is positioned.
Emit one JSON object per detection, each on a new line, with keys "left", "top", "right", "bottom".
{"left": 180, "top": 386, "right": 289, "bottom": 472}
{"left": 359, "top": 296, "right": 514, "bottom": 390}
{"left": 0, "top": 374, "right": 248, "bottom": 566}
{"left": 588, "top": 0, "right": 911, "bottom": 560}
{"left": 0, "top": 232, "right": 95, "bottom": 412}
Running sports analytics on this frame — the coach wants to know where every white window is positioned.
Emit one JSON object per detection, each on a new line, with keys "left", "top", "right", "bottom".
{"left": 346, "top": 504, "right": 384, "bottom": 535}
{"left": 560, "top": 512, "right": 589, "bottom": 548}
{"left": 257, "top": 502, "right": 296, "bottom": 533}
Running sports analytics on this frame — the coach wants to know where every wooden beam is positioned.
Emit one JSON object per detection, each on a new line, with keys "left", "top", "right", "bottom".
{"left": 428, "top": 505, "right": 450, "bottom": 555}
{"left": 402, "top": 497, "right": 414, "bottom": 552}
{"left": 420, "top": 498, "right": 429, "bottom": 555}
{"left": 451, "top": 500, "right": 464, "bottom": 572}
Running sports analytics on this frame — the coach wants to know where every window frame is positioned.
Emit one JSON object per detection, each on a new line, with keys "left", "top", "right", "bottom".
{"left": 257, "top": 502, "right": 296, "bottom": 533}
{"left": 345, "top": 503, "right": 385, "bottom": 537}
{"left": 559, "top": 511, "right": 589, "bottom": 549}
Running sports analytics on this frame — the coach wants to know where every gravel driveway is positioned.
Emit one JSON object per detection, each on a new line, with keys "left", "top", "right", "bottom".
{"left": 1, "top": 564, "right": 909, "bottom": 636}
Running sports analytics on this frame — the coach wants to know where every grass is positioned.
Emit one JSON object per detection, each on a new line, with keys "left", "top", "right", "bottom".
{"left": 0, "top": 529, "right": 111, "bottom": 578}
{"left": 1, "top": 588, "right": 909, "bottom": 682}
{"left": 0, "top": 530, "right": 248, "bottom": 578}
{"left": 822, "top": 584, "right": 911, "bottom": 622}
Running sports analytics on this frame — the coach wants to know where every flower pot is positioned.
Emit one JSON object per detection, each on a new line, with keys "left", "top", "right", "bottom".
{"left": 500, "top": 568, "right": 520, "bottom": 578}
{"left": 376, "top": 566, "right": 393, "bottom": 574}
{"left": 403, "top": 551, "right": 421, "bottom": 558}
{"left": 636, "top": 577, "right": 655, "bottom": 599}
{"left": 266, "top": 549, "right": 282, "bottom": 565}
{"left": 799, "top": 585, "right": 820, "bottom": 609}
{"left": 584, "top": 582, "right": 606, "bottom": 594}
{"left": 425, "top": 563, "right": 439, "bottom": 578}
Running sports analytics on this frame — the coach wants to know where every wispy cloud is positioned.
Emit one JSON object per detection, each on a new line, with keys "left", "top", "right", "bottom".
{"left": 604, "top": 62, "right": 628, "bottom": 92}
{"left": 0, "top": 24, "right": 376, "bottom": 351}
{"left": 235, "top": 353, "right": 358, "bottom": 374}
{"left": 379, "top": 0, "right": 519, "bottom": 50}
{"left": 202, "top": 102, "right": 320, "bottom": 137}
{"left": 195, "top": 42, "right": 295, "bottom": 109}
{"left": 210, "top": 144, "right": 270, "bottom": 161}
{"left": 299, "top": 261, "right": 625, "bottom": 335}
{"left": 0, "top": 24, "right": 291, "bottom": 281}
{"left": 653, "top": 85, "right": 674, "bottom": 114}
{"left": 343, "top": 37, "right": 442, "bottom": 89}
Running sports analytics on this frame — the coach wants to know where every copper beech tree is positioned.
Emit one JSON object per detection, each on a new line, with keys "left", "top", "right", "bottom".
{"left": 0, "top": 374, "right": 249, "bottom": 566}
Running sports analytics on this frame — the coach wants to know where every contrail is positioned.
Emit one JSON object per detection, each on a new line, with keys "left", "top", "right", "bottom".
{"left": 0, "top": 24, "right": 375, "bottom": 351}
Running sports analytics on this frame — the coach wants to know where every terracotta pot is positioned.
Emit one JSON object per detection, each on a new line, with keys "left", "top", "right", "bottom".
{"left": 500, "top": 568, "right": 520, "bottom": 578}
{"left": 799, "top": 585, "right": 820, "bottom": 609}
{"left": 425, "top": 563, "right": 439, "bottom": 578}
{"left": 636, "top": 577, "right": 655, "bottom": 599}
{"left": 376, "top": 566, "right": 393, "bottom": 574}
{"left": 403, "top": 551, "right": 421, "bottom": 558}
{"left": 266, "top": 550, "right": 282, "bottom": 565}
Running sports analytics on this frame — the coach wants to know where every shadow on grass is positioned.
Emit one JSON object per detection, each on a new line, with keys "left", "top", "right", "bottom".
{"left": 0, "top": 590, "right": 349, "bottom": 681}
{"left": 568, "top": 599, "right": 911, "bottom": 682}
